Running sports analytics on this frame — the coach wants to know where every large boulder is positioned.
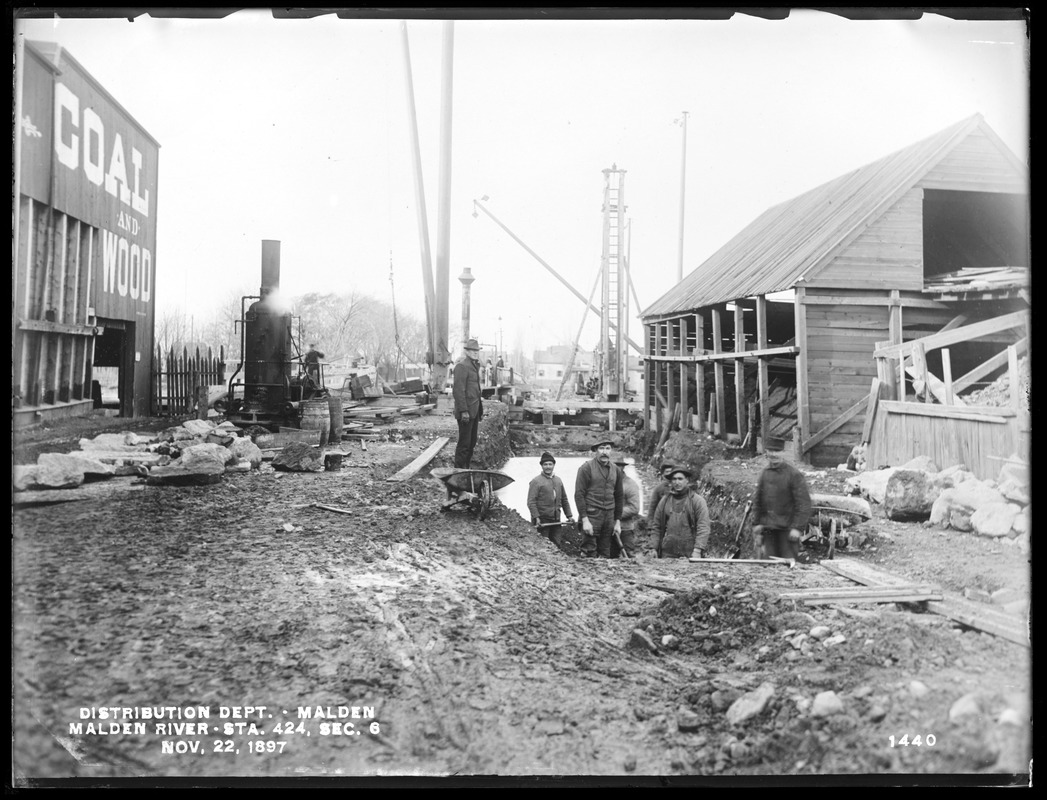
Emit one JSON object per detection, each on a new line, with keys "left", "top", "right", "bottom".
{"left": 725, "top": 682, "right": 776, "bottom": 726}
{"left": 272, "top": 442, "right": 324, "bottom": 473}
{"left": 37, "top": 452, "right": 116, "bottom": 481}
{"left": 179, "top": 442, "right": 237, "bottom": 469}
{"left": 971, "top": 502, "right": 1022, "bottom": 539}
{"left": 13, "top": 465, "right": 39, "bottom": 492}
{"left": 182, "top": 419, "right": 217, "bottom": 436}
{"left": 930, "top": 480, "right": 1007, "bottom": 530}
{"left": 145, "top": 462, "right": 225, "bottom": 486}
{"left": 30, "top": 456, "right": 85, "bottom": 489}
{"left": 229, "top": 437, "right": 264, "bottom": 469}
{"left": 884, "top": 470, "right": 941, "bottom": 521}
{"left": 845, "top": 467, "right": 897, "bottom": 504}
{"left": 930, "top": 464, "right": 975, "bottom": 491}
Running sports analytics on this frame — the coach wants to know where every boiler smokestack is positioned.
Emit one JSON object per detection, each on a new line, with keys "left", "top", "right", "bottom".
{"left": 261, "top": 239, "right": 281, "bottom": 298}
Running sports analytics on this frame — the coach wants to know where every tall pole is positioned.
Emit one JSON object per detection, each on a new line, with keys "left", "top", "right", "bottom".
{"left": 433, "top": 20, "right": 454, "bottom": 391}
{"left": 676, "top": 111, "right": 689, "bottom": 284}
{"left": 399, "top": 22, "right": 438, "bottom": 372}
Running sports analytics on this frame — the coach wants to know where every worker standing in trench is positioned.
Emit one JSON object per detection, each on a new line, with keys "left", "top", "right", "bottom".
{"left": 641, "top": 462, "right": 678, "bottom": 536}
{"left": 751, "top": 450, "right": 812, "bottom": 560}
{"left": 652, "top": 467, "right": 711, "bottom": 559}
{"left": 612, "top": 455, "right": 641, "bottom": 558}
{"left": 574, "top": 441, "right": 624, "bottom": 558}
{"left": 526, "top": 452, "right": 574, "bottom": 548}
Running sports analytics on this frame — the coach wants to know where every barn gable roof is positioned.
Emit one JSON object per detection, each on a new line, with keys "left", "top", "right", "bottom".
{"left": 641, "top": 114, "right": 1027, "bottom": 319}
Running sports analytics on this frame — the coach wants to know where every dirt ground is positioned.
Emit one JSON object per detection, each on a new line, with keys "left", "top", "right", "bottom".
{"left": 11, "top": 407, "right": 1032, "bottom": 786}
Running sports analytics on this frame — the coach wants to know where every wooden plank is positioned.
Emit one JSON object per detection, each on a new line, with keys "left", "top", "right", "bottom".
{"left": 782, "top": 584, "right": 940, "bottom": 599}
{"left": 755, "top": 295, "right": 769, "bottom": 452}
{"left": 941, "top": 348, "right": 954, "bottom": 405}
{"left": 799, "top": 592, "right": 943, "bottom": 606}
{"left": 820, "top": 558, "right": 1027, "bottom": 646}
{"left": 860, "top": 377, "right": 881, "bottom": 445}
{"left": 904, "top": 352, "right": 967, "bottom": 406}
{"left": 953, "top": 337, "right": 1027, "bottom": 393}
{"left": 1007, "top": 344, "right": 1021, "bottom": 412}
{"left": 879, "top": 399, "right": 1012, "bottom": 423}
{"left": 385, "top": 436, "right": 450, "bottom": 482}
{"left": 712, "top": 307, "right": 726, "bottom": 439}
{"left": 688, "top": 558, "right": 794, "bottom": 566}
{"left": 794, "top": 287, "right": 809, "bottom": 445}
{"left": 802, "top": 392, "right": 867, "bottom": 453}
{"left": 873, "top": 310, "right": 1028, "bottom": 359}
{"left": 646, "top": 345, "right": 799, "bottom": 363}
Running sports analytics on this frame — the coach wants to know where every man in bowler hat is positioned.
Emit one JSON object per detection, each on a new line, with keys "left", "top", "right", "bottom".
{"left": 452, "top": 338, "right": 484, "bottom": 468}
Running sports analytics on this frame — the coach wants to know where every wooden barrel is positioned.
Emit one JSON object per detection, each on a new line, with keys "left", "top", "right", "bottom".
{"left": 327, "top": 394, "right": 344, "bottom": 443}
{"left": 300, "top": 399, "right": 330, "bottom": 447}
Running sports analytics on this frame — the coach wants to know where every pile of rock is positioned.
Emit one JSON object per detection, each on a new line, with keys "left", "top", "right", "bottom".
{"left": 13, "top": 419, "right": 265, "bottom": 492}
{"left": 843, "top": 454, "right": 1029, "bottom": 551}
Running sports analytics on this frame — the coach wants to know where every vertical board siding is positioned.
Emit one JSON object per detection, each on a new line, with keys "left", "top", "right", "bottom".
{"left": 867, "top": 405, "right": 1028, "bottom": 481}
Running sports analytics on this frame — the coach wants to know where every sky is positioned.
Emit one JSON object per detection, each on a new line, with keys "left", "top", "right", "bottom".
{"left": 15, "top": 8, "right": 1030, "bottom": 362}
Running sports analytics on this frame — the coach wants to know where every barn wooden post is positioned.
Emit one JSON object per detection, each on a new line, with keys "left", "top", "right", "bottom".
{"left": 755, "top": 295, "right": 769, "bottom": 452}
{"left": 734, "top": 301, "right": 746, "bottom": 442}
{"left": 793, "top": 287, "right": 810, "bottom": 454}
{"left": 694, "top": 312, "right": 706, "bottom": 432}
{"left": 711, "top": 307, "right": 726, "bottom": 440}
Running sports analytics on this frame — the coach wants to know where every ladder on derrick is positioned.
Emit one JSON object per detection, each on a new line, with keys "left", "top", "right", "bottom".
{"left": 601, "top": 165, "right": 628, "bottom": 400}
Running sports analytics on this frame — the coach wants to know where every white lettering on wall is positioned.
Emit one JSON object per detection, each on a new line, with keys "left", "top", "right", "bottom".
{"left": 101, "top": 230, "right": 151, "bottom": 302}
{"left": 55, "top": 82, "right": 79, "bottom": 170}
{"left": 82, "top": 107, "right": 105, "bottom": 187}
{"left": 53, "top": 81, "right": 151, "bottom": 217}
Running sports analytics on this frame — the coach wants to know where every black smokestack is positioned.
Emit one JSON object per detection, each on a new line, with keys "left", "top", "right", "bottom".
{"left": 260, "top": 239, "right": 280, "bottom": 299}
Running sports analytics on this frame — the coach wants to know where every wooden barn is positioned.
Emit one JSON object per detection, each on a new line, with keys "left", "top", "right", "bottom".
{"left": 641, "top": 114, "right": 1029, "bottom": 473}
{"left": 14, "top": 41, "right": 160, "bottom": 427}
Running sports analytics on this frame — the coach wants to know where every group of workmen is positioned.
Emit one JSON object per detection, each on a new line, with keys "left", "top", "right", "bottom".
{"left": 452, "top": 336, "right": 812, "bottom": 559}
{"left": 524, "top": 442, "right": 812, "bottom": 560}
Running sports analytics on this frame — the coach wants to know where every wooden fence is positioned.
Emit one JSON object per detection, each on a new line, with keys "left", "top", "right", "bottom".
{"left": 867, "top": 311, "right": 1029, "bottom": 479}
{"left": 152, "top": 345, "right": 226, "bottom": 416}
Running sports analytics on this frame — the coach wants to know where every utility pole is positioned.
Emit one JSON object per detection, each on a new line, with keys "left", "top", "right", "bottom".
{"left": 676, "top": 111, "right": 689, "bottom": 284}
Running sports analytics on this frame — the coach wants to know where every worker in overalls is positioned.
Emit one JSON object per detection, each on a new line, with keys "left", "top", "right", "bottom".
{"left": 574, "top": 440, "right": 624, "bottom": 558}
{"left": 652, "top": 468, "right": 711, "bottom": 559}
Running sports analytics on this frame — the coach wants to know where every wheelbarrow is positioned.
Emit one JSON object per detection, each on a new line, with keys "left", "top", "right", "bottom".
{"left": 431, "top": 467, "right": 515, "bottom": 521}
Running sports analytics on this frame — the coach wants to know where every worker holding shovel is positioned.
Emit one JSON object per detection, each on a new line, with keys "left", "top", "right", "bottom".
{"left": 751, "top": 450, "right": 812, "bottom": 560}
{"left": 526, "top": 452, "right": 574, "bottom": 548}
{"left": 652, "top": 467, "right": 711, "bottom": 559}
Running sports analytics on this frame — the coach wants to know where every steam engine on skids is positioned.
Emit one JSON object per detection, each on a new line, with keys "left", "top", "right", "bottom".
{"left": 225, "top": 239, "right": 326, "bottom": 430}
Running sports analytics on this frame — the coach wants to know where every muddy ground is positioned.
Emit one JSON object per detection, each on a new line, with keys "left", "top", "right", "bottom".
{"left": 11, "top": 406, "right": 1032, "bottom": 786}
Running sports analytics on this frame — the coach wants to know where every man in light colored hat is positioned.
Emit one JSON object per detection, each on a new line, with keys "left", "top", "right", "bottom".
{"left": 574, "top": 440, "right": 624, "bottom": 558}
{"left": 612, "top": 454, "right": 640, "bottom": 558}
{"left": 652, "top": 467, "right": 710, "bottom": 559}
{"left": 452, "top": 338, "right": 484, "bottom": 468}
{"left": 526, "top": 452, "right": 573, "bottom": 547}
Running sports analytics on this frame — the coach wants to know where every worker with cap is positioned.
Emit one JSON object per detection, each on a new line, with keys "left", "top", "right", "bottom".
{"left": 751, "top": 450, "right": 812, "bottom": 560}
{"left": 304, "top": 343, "right": 325, "bottom": 385}
{"left": 641, "top": 461, "right": 678, "bottom": 534}
{"left": 652, "top": 467, "right": 711, "bottom": 559}
{"left": 574, "top": 440, "right": 624, "bottom": 558}
{"left": 612, "top": 455, "right": 641, "bottom": 558}
{"left": 452, "top": 338, "right": 484, "bottom": 468}
{"left": 526, "top": 452, "right": 574, "bottom": 547}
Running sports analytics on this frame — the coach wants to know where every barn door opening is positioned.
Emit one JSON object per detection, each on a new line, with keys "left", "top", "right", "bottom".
{"left": 93, "top": 321, "right": 135, "bottom": 417}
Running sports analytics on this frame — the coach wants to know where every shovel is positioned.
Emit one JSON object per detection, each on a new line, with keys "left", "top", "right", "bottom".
{"left": 728, "top": 496, "right": 754, "bottom": 559}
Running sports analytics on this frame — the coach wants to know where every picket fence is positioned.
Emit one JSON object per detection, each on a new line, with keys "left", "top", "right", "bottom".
{"left": 151, "top": 345, "right": 226, "bottom": 416}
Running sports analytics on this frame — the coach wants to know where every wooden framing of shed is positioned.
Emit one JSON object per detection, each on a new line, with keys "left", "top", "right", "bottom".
{"left": 641, "top": 114, "right": 1029, "bottom": 466}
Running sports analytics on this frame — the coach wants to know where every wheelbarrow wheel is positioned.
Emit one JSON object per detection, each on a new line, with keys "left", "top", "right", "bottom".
{"left": 476, "top": 479, "right": 493, "bottom": 520}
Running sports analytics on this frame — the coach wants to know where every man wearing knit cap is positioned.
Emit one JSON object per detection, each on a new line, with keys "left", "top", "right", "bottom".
{"left": 452, "top": 338, "right": 484, "bottom": 468}
{"left": 526, "top": 452, "right": 573, "bottom": 547}
{"left": 652, "top": 467, "right": 710, "bottom": 559}
{"left": 574, "top": 440, "right": 624, "bottom": 558}
{"left": 643, "top": 462, "right": 678, "bottom": 534}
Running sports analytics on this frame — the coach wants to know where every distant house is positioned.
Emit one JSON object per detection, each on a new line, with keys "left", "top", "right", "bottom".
{"left": 641, "top": 114, "right": 1029, "bottom": 473}
{"left": 531, "top": 345, "right": 595, "bottom": 395}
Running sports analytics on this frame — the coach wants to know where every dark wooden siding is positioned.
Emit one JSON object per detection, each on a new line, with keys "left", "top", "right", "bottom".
{"left": 918, "top": 131, "right": 1028, "bottom": 194}
{"left": 805, "top": 188, "right": 924, "bottom": 291}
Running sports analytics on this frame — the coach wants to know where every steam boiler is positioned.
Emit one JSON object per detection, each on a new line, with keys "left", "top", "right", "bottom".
{"left": 225, "top": 240, "right": 326, "bottom": 430}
